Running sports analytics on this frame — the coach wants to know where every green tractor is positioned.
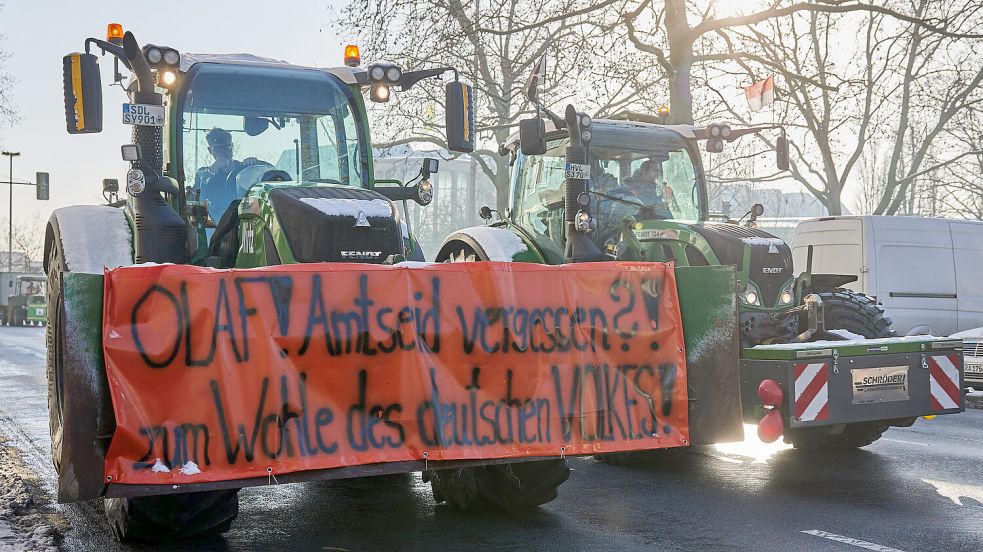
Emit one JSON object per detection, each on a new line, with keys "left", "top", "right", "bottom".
{"left": 50, "top": 27, "right": 569, "bottom": 541}
{"left": 2, "top": 274, "right": 46, "bottom": 326}
{"left": 435, "top": 87, "right": 933, "bottom": 453}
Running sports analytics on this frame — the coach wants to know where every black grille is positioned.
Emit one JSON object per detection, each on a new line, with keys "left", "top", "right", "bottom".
{"left": 269, "top": 186, "right": 401, "bottom": 264}
{"left": 690, "top": 223, "right": 793, "bottom": 307}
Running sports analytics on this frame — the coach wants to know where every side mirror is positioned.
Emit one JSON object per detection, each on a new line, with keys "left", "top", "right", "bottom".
{"left": 62, "top": 53, "right": 103, "bottom": 134}
{"left": 776, "top": 134, "right": 790, "bottom": 171}
{"left": 518, "top": 117, "right": 546, "bottom": 155}
{"left": 751, "top": 203, "right": 765, "bottom": 217}
{"left": 36, "top": 172, "right": 49, "bottom": 201}
{"left": 479, "top": 205, "right": 493, "bottom": 220}
{"left": 445, "top": 82, "right": 475, "bottom": 153}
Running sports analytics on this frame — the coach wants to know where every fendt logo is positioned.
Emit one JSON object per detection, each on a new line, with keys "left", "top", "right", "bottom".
{"left": 341, "top": 250, "right": 383, "bottom": 260}
{"left": 762, "top": 267, "right": 783, "bottom": 274}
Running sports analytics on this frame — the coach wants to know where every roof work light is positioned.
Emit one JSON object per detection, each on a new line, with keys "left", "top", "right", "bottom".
{"left": 106, "top": 23, "right": 124, "bottom": 44}
{"left": 344, "top": 45, "right": 361, "bottom": 67}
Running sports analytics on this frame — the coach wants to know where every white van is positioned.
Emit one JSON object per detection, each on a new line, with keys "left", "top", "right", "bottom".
{"left": 791, "top": 215, "right": 983, "bottom": 336}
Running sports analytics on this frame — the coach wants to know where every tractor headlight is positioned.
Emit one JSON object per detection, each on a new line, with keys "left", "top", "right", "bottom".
{"left": 742, "top": 282, "right": 761, "bottom": 306}
{"left": 779, "top": 282, "right": 795, "bottom": 305}
{"left": 126, "top": 169, "right": 146, "bottom": 196}
{"left": 417, "top": 179, "right": 434, "bottom": 205}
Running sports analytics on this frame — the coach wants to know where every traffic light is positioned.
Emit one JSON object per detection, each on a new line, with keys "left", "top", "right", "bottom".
{"left": 36, "top": 172, "right": 49, "bottom": 201}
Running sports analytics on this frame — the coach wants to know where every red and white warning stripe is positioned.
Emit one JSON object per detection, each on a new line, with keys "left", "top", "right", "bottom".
{"left": 929, "top": 354, "right": 962, "bottom": 411}
{"left": 794, "top": 362, "right": 829, "bottom": 422}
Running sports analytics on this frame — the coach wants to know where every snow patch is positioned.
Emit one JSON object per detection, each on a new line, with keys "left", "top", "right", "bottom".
{"left": 460, "top": 226, "right": 528, "bottom": 261}
{"left": 400, "top": 220, "right": 409, "bottom": 239}
{"left": 687, "top": 303, "right": 737, "bottom": 365}
{"left": 178, "top": 461, "right": 201, "bottom": 476}
{"left": 950, "top": 326, "right": 983, "bottom": 339}
{"left": 54, "top": 205, "right": 132, "bottom": 274}
{"left": 151, "top": 458, "right": 171, "bottom": 473}
{"left": 0, "top": 443, "right": 59, "bottom": 551}
{"left": 741, "top": 237, "right": 785, "bottom": 247}
{"left": 299, "top": 198, "right": 393, "bottom": 219}
{"left": 753, "top": 335, "right": 944, "bottom": 350}
{"left": 828, "top": 328, "right": 865, "bottom": 340}
{"left": 108, "top": 330, "right": 120, "bottom": 339}
{"left": 393, "top": 261, "right": 437, "bottom": 268}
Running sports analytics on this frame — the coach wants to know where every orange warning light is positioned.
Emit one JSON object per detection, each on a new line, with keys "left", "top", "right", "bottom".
{"left": 344, "top": 44, "right": 361, "bottom": 67}
{"left": 107, "top": 23, "right": 124, "bottom": 44}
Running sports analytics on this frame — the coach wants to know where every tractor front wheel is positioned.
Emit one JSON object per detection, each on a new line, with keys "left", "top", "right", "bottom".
{"left": 816, "top": 288, "right": 893, "bottom": 339}
{"left": 425, "top": 460, "right": 570, "bottom": 512}
{"left": 105, "top": 490, "right": 240, "bottom": 542}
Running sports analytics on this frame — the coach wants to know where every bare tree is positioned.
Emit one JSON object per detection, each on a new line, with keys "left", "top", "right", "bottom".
{"left": 621, "top": 0, "right": 983, "bottom": 125}
{"left": 335, "top": 0, "right": 625, "bottom": 211}
{"left": 686, "top": 1, "right": 983, "bottom": 215}
{"left": 0, "top": 3, "right": 16, "bottom": 135}
{"left": 0, "top": 216, "right": 44, "bottom": 271}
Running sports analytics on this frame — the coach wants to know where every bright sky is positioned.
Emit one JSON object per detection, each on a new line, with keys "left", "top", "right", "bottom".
{"left": 0, "top": 0, "right": 345, "bottom": 226}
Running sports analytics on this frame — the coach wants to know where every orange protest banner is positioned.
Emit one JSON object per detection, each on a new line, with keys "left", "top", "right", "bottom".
{"left": 102, "top": 262, "right": 689, "bottom": 485}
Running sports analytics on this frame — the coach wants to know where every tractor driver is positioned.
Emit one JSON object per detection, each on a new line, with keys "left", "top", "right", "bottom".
{"left": 617, "top": 159, "right": 674, "bottom": 219}
{"left": 193, "top": 127, "right": 261, "bottom": 211}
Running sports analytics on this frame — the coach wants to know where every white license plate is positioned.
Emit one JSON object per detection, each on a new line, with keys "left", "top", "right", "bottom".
{"left": 564, "top": 162, "right": 590, "bottom": 180}
{"left": 966, "top": 363, "right": 983, "bottom": 375}
{"left": 122, "top": 103, "right": 165, "bottom": 126}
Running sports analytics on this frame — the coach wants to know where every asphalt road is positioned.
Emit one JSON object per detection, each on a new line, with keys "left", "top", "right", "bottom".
{"left": 0, "top": 325, "right": 981, "bottom": 551}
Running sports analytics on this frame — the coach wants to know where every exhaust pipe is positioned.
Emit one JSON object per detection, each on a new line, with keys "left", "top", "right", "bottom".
{"left": 121, "top": 32, "right": 187, "bottom": 264}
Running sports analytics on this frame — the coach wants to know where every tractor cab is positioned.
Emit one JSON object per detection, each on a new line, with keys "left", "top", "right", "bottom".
{"left": 62, "top": 26, "right": 475, "bottom": 267}
{"left": 174, "top": 58, "right": 369, "bottom": 222}
{"left": 504, "top": 119, "right": 708, "bottom": 262}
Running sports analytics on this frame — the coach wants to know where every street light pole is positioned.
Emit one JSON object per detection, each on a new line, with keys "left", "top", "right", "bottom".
{"left": 2, "top": 151, "right": 21, "bottom": 272}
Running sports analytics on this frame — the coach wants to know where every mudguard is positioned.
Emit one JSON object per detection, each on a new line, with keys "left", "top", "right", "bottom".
{"left": 436, "top": 226, "right": 544, "bottom": 263}
{"left": 47, "top": 206, "right": 132, "bottom": 502}
{"left": 675, "top": 265, "right": 745, "bottom": 445}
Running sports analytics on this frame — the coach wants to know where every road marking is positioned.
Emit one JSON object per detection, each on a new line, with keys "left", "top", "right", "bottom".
{"left": 881, "top": 437, "right": 928, "bottom": 447}
{"left": 801, "top": 530, "right": 905, "bottom": 552}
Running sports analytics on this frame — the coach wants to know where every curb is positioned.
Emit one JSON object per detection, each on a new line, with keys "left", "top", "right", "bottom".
{"left": 967, "top": 393, "right": 983, "bottom": 410}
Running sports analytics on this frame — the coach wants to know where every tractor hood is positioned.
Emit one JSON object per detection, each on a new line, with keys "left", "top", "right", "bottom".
{"left": 689, "top": 223, "right": 793, "bottom": 307}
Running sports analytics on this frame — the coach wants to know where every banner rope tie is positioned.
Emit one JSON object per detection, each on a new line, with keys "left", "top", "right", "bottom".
{"left": 423, "top": 451, "right": 429, "bottom": 471}
{"left": 267, "top": 466, "right": 279, "bottom": 485}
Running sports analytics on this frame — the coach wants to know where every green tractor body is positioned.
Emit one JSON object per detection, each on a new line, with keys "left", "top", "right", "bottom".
{"left": 436, "top": 108, "right": 965, "bottom": 454}
{"left": 47, "top": 30, "right": 580, "bottom": 542}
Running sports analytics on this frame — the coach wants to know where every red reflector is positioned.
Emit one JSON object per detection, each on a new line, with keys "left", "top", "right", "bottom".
{"left": 757, "top": 379, "right": 784, "bottom": 407}
{"left": 757, "top": 409, "right": 784, "bottom": 443}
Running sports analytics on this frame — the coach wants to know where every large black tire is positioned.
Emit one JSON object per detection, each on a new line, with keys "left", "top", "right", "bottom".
{"left": 425, "top": 459, "right": 570, "bottom": 512}
{"left": 433, "top": 243, "right": 569, "bottom": 511}
{"left": 784, "top": 422, "right": 890, "bottom": 451}
{"left": 788, "top": 289, "right": 894, "bottom": 450}
{"left": 45, "top": 230, "right": 66, "bottom": 473}
{"left": 46, "top": 222, "right": 239, "bottom": 541}
{"left": 105, "top": 490, "right": 240, "bottom": 542}
{"left": 816, "top": 288, "right": 894, "bottom": 339}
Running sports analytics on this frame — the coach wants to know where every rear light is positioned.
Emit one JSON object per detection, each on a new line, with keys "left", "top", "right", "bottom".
{"left": 757, "top": 409, "right": 784, "bottom": 443}
{"left": 758, "top": 379, "right": 784, "bottom": 407}
{"left": 757, "top": 379, "right": 785, "bottom": 443}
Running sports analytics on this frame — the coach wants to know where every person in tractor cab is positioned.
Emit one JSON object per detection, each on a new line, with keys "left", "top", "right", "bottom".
{"left": 619, "top": 159, "right": 674, "bottom": 219}
{"left": 595, "top": 158, "right": 673, "bottom": 233}
{"left": 193, "top": 127, "right": 262, "bottom": 211}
